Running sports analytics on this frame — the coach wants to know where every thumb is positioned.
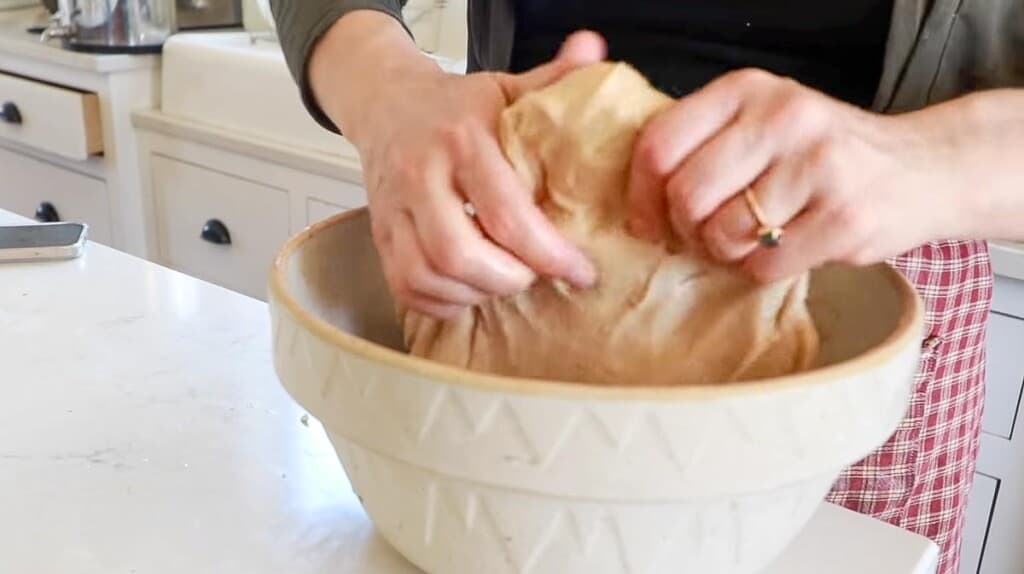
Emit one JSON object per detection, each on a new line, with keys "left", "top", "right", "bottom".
{"left": 499, "top": 30, "right": 607, "bottom": 102}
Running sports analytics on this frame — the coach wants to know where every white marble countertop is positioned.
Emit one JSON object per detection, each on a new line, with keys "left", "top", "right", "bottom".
{"left": 0, "top": 208, "right": 937, "bottom": 573}
{"left": 0, "top": 7, "right": 158, "bottom": 73}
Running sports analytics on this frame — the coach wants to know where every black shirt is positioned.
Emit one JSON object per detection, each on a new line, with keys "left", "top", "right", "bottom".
{"left": 510, "top": 1, "right": 894, "bottom": 108}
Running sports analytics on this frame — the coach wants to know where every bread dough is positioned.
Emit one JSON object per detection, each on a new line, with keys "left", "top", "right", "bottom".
{"left": 402, "top": 62, "right": 819, "bottom": 385}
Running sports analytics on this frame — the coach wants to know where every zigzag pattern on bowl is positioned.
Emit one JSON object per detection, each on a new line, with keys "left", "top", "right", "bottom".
{"left": 330, "top": 433, "right": 835, "bottom": 574}
{"left": 270, "top": 301, "right": 918, "bottom": 500}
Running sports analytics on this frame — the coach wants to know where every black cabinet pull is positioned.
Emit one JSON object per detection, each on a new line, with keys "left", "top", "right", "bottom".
{"left": 35, "top": 202, "right": 59, "bottom": 222}
{"left": 1, "top": 102, "right": 22, "bottom": 125}
{"left": 200, "top": 219, "right": 231, "bottom": 245}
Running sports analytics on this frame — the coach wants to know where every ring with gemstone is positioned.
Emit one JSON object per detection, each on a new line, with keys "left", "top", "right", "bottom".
{"left": 743, "top": 187, "right": 783, "bottom": 248}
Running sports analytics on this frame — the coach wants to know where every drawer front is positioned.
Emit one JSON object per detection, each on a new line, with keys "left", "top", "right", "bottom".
{"left": 304, "top": 178, "right": 366, "bottom": 227}
{"left": 992, "top": 275, "right": 1024, "bottom": 320}
{"left": 306, "top": 198, "right": 348, "bottom": 227}
{"left": 982, "top": 312, "right": 1024, "bottom": 439}
{"left": 0, "top": 72, "right": 103, "bottom": 161}
{"left": 151, "top": 155, "right": 290, "bottom": 300}
{"left": 960, "top": 473, "right": 998, "bottom": 574}
{"left": 0, "top": 146, "right": 111, "bottom": 244}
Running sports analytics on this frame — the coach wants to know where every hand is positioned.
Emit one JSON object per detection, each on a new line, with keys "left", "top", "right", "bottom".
{"left": 337, "top": 31, "right": 605, "bottom": 318}
{"left": 627, "top": 68, "right": 965, "bottom": 281}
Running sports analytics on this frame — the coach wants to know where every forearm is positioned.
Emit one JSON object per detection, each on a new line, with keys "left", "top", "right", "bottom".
{"left": 308, "top": 10, "right": 439, "bottom": 145}
{"left": 911, "top": 89, "right": 1024, "bottom": 242}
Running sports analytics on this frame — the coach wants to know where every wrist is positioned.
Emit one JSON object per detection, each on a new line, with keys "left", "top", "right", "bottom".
{"left": 308, "top": 10, "right": 440, "bottom": 145}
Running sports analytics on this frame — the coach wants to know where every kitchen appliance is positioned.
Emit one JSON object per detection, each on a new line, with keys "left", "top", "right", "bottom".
{"left": 41, "top": 0, "right": 175, "bottom": 53}
{"left": 176, "top": 0, "right": 241, "bottom": 30}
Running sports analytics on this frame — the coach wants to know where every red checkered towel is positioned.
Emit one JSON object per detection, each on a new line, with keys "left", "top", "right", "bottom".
{"left": 827, "top": 239, "right": 993, "bottom": 574}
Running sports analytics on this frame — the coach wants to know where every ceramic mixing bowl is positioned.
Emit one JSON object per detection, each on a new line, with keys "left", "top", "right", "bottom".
{"left": 268, "top": 208, "right": 923, "bottom": 574}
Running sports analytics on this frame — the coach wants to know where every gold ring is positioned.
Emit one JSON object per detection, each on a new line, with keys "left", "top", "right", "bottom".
{"left": 744, "top": 187, "right": 783, "bottom": 248}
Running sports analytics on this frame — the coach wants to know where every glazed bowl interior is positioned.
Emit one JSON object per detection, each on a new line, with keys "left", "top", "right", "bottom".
{"left": 273, "top": 209, "right": 920, "bottom": 393}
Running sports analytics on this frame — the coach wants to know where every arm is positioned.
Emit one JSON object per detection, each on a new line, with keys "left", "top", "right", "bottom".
{"left": 925, "top": 89, "right": 1024, "bottom": 243}
{"left": 307, "top": 10, "right": 439, "bottom": 144}
{"left": 270, "top": 0, "right": 418, "bottom": 135}
{"left": 270, "top": 2, "right": 604, "bottom": 318}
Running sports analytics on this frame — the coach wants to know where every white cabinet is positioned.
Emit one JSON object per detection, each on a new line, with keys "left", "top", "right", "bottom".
{"left": 133, "top": 109, "right": 367, "bottom": 301}
{"left": 0, "top": 11, "right": 158, "bottom": 255}
{"left": 960, "top": 472, "right": 998, "bottom": 574}
{"left": 958, "top": 273, "right": 1024, "bottom": 574}
{"left": 0, "top": 144, "right": 112, "bottom": 244}
{"left": 982, "top": 313, "right": 1024, "bottom": 440}
{"left": 151, "top": 156, "right": 292, "bottom": 299}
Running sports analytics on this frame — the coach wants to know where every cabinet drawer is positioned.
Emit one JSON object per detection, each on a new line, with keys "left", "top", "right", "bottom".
{"left": 0, "top": 146, "right": 111, "bottom": 244}
{"left": 982, "top": 313, "right": 1024, "bottom": 439}
{"left": 0, "top": 72, "right": 103, "bottom": 161}
{"left": 151, "top": 155, "right": 290, "bottom": 300}
{"left": 960, "top": 473, "right": 998, "bottom": 574}
{"left": 304, "top": 178, "right": 366, "bottom": 227}
{"left": 306, "top": 198, "right": 348, "bottom": 227}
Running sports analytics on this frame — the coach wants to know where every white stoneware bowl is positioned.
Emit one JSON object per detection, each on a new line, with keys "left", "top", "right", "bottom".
{"left": 268, "top": 208, "right": 924, "bottom": 574}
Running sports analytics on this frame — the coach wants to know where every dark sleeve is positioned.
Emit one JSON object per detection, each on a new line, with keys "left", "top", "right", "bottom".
{"left": 270, "top": 0, "right": 411, "bottom": 134}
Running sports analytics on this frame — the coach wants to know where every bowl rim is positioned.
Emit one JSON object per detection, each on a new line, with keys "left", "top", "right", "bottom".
{"left": 269, "top": 208, "right": 925, "bottom": 401}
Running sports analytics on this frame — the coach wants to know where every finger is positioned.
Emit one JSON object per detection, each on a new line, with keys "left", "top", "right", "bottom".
{"left": 412, "top": 170, "right": 538, "bottom": 296}
{"left": 701, "top": 159, "right": 816, "bottom": 263}
{"left": 626, "top": 147, "right": 671, "bottom": 243}
{"left": 665, "top": 114, "right": 777, "bottom": 238}
{"left": 742, "top": 204, "right": 842, "bottom": 282}
{"left": 390, "top": 216, "right": 489, "bottom": 306}
{"left": 459, "top": 138, "right": 597, "bottom": 288}
{"left": 556, "top": 30, "right": 608, "bottom": 63}
{"left": 376, "top": 219, "right": 465, "bottom": 319}
{"left": 627, "top": 76, "right": 745, "bottom": 244}
{"left": 498, "top": 31, "right": 607, "bottom": 102}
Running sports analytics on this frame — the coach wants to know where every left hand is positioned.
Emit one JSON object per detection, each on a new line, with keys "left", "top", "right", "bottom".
{"left": 626, "top": 68, "right": 964, "bottom": 281}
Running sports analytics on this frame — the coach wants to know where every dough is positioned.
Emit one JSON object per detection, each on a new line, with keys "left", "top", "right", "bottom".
{"left": 402, "top": 62, "right": 819, "bottom": 386}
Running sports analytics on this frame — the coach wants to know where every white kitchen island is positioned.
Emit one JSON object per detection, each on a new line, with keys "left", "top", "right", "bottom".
{"left": 0, "top": 208, "right": 938, "bottom": 574}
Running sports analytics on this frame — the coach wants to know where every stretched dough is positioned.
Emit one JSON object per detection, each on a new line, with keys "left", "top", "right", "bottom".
{"left": 402, "top": 62, "right": 819, "bottom": 385}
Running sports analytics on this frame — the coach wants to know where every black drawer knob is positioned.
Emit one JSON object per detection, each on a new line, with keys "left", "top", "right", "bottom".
{"left": 35, "top": 201, "right": 59, "bottom": 222}
{"left": 1, "top": 102, "right": 22, "bottom": 125}
{"left": 200, "top": 219, "right": 231, "bottom": 245}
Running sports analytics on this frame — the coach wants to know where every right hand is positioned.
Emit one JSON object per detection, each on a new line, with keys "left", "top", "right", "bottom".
{"left": 346, "top": 32, "right": 606, "bottom": 318}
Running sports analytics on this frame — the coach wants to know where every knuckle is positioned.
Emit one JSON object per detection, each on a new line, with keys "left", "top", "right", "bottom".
{"left": 389, "top": 276, "right": 417, "bottom": 304}
{"left": 438, "top": 120, "right": 478, "bottom": 158}
{"left": 370, "top": 219, "right": 393, "bottom": 249}
{"left": 667, "top": 177, "right": 705, "bottom": 224}
{"left": 501, "top": 273, "right": 535, "bottom": 296}
{"left": 727, "top": 67, "right": 776, "bottom": 88}
{"left": 431, "top": 244, "right": 474, "bottom": 278}
{"left": 478, "top": 206, "right": 520, "bottom": 247}
{"left": 831, "top": 202, "right": 871, "bottom": 241}
{"left": 700, "top": 223, "right": 730, "bottom": 261}
{"left": 633, "top": 129, "right": 674, "bottom": 177}
{"left": 776, "top": 93, "right": 826, "bottom": 132}
{"left": 808, "top": 138, "right": 845, "bottom": 182}
{"left": 392, "top": 155, "right": 427, "bottom": 187}
{"left": 404, "top": 262, "right": 434, "bottom": 294}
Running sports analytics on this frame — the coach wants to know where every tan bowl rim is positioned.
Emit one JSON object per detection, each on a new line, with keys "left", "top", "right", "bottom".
{"left": 269, "top": 208, "right": 925, "bottom": 401}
